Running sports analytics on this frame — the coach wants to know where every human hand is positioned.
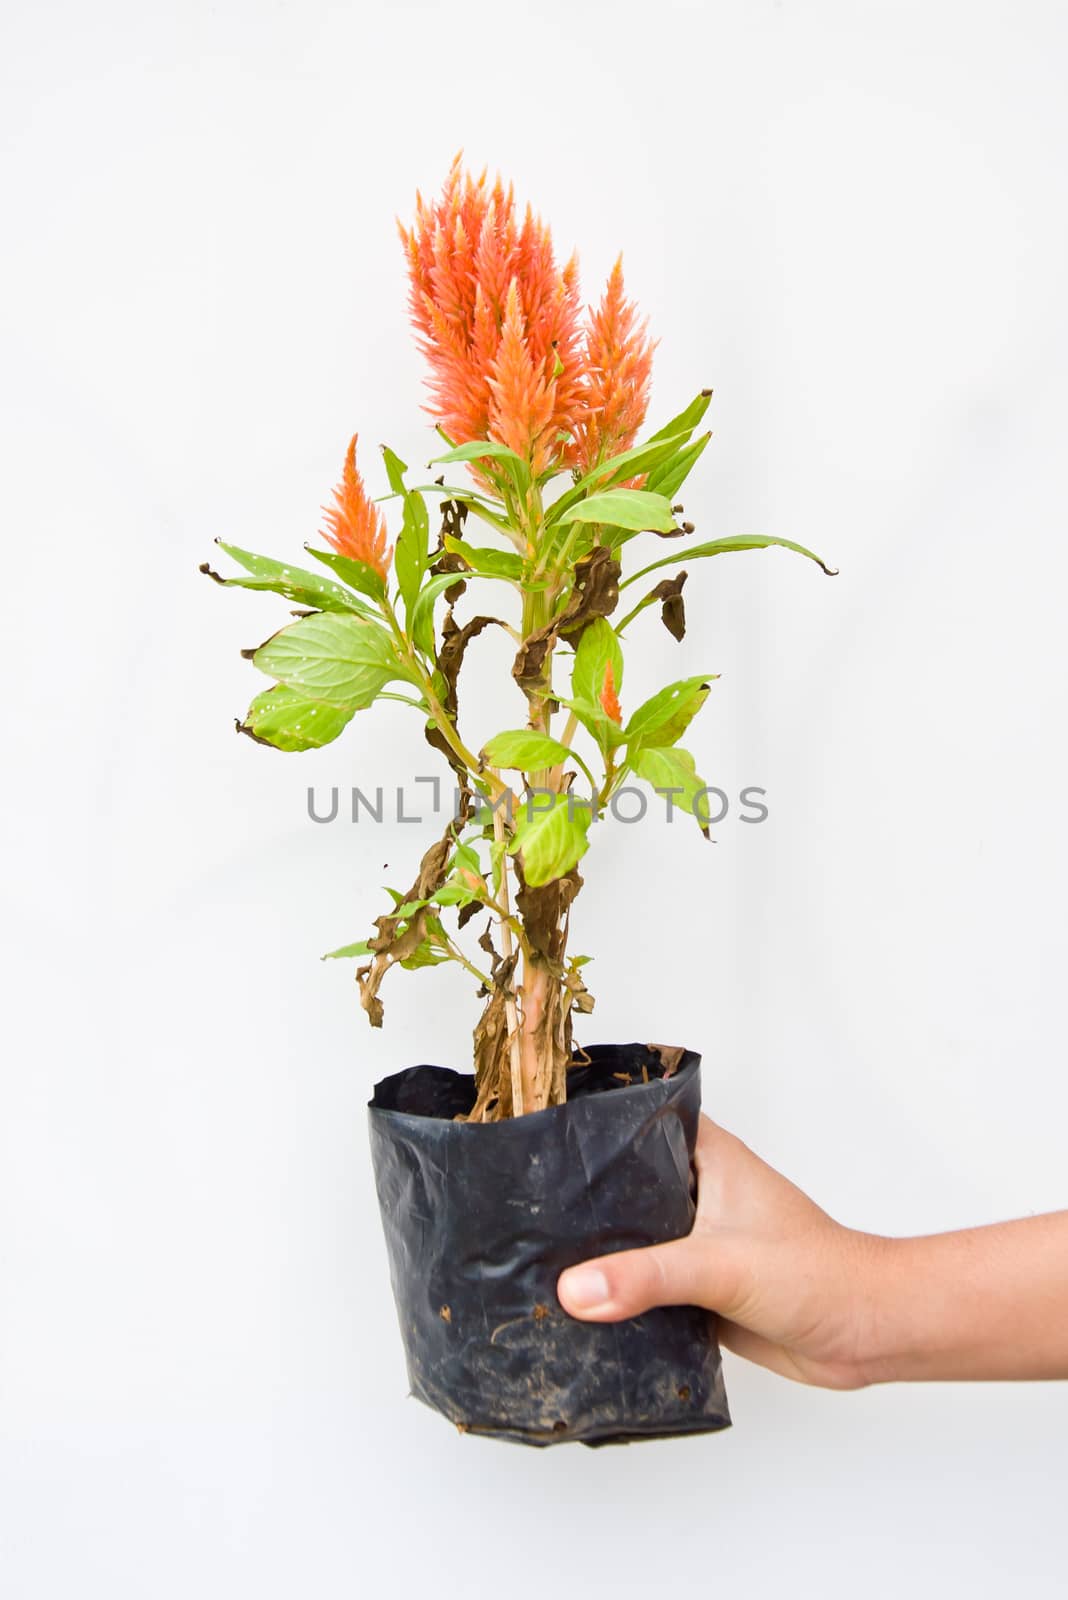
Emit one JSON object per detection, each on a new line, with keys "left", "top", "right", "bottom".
{"left": 558, "top": 1113, "right": 1068, "bottom": 1386}
{"left": 557, "top": 1113, "right": 883, "bottom": 1389}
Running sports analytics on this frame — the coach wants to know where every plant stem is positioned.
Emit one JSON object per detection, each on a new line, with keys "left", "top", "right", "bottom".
{"left": 490, "top": 789, "right": 526, "bottom": 1117}
{"left": 436, "top": 934, "right": 493, "bottom": 990}
{"left": 613, "top": 595, "right": 652, "bottom": 634}
{"left": 380, "top": 597, "right": 507, "bottom": 799}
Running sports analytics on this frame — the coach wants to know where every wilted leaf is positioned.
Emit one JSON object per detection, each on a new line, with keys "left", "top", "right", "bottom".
{"left": 513, "top": 547, "right": 622, "bottom": 696}
{"left": 558, "top": 546, "right": 622, "bottom": 641}
{"left": 646, "top": 1042, "right": 686, "bottom": 1077}
{"left": 652, "top": 571, "right": 687, "bottom": 641}
{"left": 438, "top": 612, "right": 505, "bottom": 717}
{"left": 357, "top": 825, "right": 458, "bottom": 1027}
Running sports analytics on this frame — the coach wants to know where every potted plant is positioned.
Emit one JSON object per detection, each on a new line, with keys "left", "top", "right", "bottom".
{"left": 203, "top": 157, "right": 835, "bottom": 1446}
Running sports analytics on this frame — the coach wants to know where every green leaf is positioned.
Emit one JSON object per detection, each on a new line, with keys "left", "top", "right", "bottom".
{"left": 429, "top": 439, "right": 529, "bottom": 470}
{"left": 507, "top": 794, "right": 592, "bottom": 886}
{"left": 489, "top": 837, "right": 506, "bottom": 896}
{"left": 645, "top": 432, "right": 712, "bottom": 500}
{"left": 623, "top": 534, "right": 838, "bottom": 587}
{"left": 631, "top": 745, "right": 712, "bottom": 831}
{"left": 392, "top": 897, "right": 429, "bottom": 919}
{"left": 321, "top": 939, "right": 372, "bottom": 960}
{"left": 408, "top": 571, "right": 465, "bottom": 660}
{"left": 571, "top": 617, "right": 624, "bottom": 708}
{"left": 483, "top": 729, "right": 574, "bottom": 770}
{"left": 451, "top": 839, "right": 482, "bottom": 875}
{"left": 429, "top": 437, "right": 533, "bottom": 506}
{"left": 443, "top": 535, "right": 524, "bottom": 581}
{"left": 380, "top": 444, "right": 408, "bottom": 496}
{"left": 554, "top": 695, "right": 627, "bottom": 754}
{"left": 430, "top": 882, "right": 477, "bottom": 907}
{"left": 404, "top": 482, "right": 514, "bottom": 535}
{"left": 556, "top": 488, "right": 678, "bottom": 534}
{"left": 549, "top": 432, "right": 691, "bottom": 520}
{"left": 204, "top": 541, "right": 377, "bottom": 617}
{"left": 303, "top": 544, "right": 387, "bottom": 603}
{"left": 400, "top": 942, "right": 450, "bottom": 970}
{"left": 240, "top": 684, "right": 358, "bottom": 752}
{"left": 252, "top": 612, "right": 412, "bottom": 706}
{"left": 395, "top": 489, "right": 430, "bottom": 617}
{"left": 647, "top": 389, "right": 713, "bottom": 445}
{"left": 624, "top": 676, "right": 714, "bottom": 749}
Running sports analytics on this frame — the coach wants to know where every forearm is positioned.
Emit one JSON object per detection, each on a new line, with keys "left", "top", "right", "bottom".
{"left": 857, "top": 1212, "right": 1068, "bottom": 1384}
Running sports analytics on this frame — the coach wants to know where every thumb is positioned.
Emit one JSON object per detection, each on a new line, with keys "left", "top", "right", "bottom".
{"left": 557, "top": 1235, "right": 714, "bottom": 1322}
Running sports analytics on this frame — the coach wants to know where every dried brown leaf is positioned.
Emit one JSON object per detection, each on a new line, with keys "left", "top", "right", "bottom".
{"left": 651, "top": 570, "right": 687, "bottom": 641}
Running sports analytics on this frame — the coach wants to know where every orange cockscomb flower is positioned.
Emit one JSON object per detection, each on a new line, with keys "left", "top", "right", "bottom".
{"left": 599, "top": 660, "right": 622, "bottom": 724}
{"left": 572, "top": 256, "right": 655, "bottom": 474}
{"left": 486, "top": 280, "right": 555, "bottom": 470}
{"left": 319, "top": 435, "right": 392, "bottom": 581}
{"left": 400, "top": 156, "right": 586, "bottom": 474}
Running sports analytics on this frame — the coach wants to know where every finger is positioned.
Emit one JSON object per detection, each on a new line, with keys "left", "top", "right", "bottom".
{"left": 557, "top": 1234, "right": 713, "bottom": 1322}
{"left": 717, "top": 1320, "right": 808, "bottom": 1382}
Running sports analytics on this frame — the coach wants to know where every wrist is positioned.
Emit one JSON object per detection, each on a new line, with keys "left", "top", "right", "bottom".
{"left": 845, "top": 1229, "right": 981, "bottom": 1385}
{"left": 839, "top": 1229, "right": 907, "bottom": 1387}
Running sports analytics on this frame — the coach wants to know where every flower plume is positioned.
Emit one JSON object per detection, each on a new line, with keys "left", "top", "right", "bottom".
{"left": 402, "top": 161, "right": 658, "bottom": 480}
{"left": 400, "top": 157, "right": 588, "bottom": 475}
{"left": 319, "top": 435, "right": 392, "bottom": 580}
{"left": 572, "top": 257, "right": 655, "bottom": 473}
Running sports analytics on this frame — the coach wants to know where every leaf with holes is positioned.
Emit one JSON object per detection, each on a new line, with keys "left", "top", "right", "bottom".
{"left": 251, "top": 612, "right": 414, "bottom": 706}
{"left": 202, "top": 541, "right": 377, "bottom": 618}
{"left": 624, "top": 676, "right": 714, "bottom": 750}
{"left": 239, "top": 684, "right": 359, "bottom": 751}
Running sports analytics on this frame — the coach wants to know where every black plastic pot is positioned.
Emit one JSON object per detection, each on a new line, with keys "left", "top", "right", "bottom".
{"left": 367, "top": 1042, "right": 730, "bottom": 1447}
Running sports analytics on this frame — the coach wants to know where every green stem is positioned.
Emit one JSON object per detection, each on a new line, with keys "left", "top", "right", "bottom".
{"left": 380, "top": 596, "right": 507, "bottom": 799}
{"left": 376, "top": 690, "right": 429, "bottom": 709}
{"left": 618, "top": 550, "right": 688, "bottom": 589}
{"left": 435, "top": 933, "right": 493, "bottom": 990}
{"left": 613, "top": 595, "right": 653, "bottom": 634}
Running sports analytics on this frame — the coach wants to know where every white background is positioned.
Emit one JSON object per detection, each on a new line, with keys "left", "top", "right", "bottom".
{"left": 3, "top": 0, "right": 1067, "bottom": 1594}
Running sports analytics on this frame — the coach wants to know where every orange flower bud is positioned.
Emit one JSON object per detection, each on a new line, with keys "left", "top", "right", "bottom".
{"left": 599, "top": 660, "right": 622, "bottom": 724}
{"left": 319, "top": 435, "right": 392, "bottom": 581}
